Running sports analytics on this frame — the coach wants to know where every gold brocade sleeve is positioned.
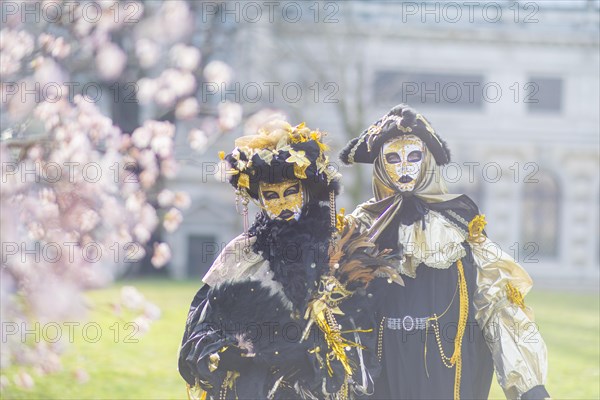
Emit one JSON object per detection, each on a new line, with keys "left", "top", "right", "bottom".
{"left": 469, "top": 238, "right": 548, "bottom": 400}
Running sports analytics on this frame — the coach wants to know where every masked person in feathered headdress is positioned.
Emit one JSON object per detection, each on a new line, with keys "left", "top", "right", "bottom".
{"left": 178, "top": 120, "right": 394, "bottom": 400}
{"left": 338, "top": 104, "right": 550, "bottom": 400}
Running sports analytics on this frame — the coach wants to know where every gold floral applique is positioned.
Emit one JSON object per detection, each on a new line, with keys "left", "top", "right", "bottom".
{"left": 286, "top": 149, "right": 310, "bottom": 179}
{"left": 237, "top": 173, "right": 250, "bottom": 189}
{"left": 336, "top": 208, "right": 347, "bottom": 234}
{"left": 506, "top": 282, "right": 526, "bottom": 310}
{"left": 468, "top": 214, "right": 487, "bottom": 243}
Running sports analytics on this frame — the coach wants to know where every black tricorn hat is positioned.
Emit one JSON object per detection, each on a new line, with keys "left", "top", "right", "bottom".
{"left": 339, "top": 104, "right": 451, "bottom": 166}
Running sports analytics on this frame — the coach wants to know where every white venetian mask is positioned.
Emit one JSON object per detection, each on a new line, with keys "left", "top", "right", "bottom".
{"left": 381, "top": 135, "right": 425, "bottom": 192}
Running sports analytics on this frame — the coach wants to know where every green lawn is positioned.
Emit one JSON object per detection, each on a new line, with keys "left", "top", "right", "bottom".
{"left": 2, "top": 279, "right": 599, "bottom": 399}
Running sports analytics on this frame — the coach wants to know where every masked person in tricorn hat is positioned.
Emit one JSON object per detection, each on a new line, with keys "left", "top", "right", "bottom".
{"left": 338, "top": 104, "right": 550, "bottom": 400}
{"left": 178, "top": 120, "right": 395, "bottom": 399}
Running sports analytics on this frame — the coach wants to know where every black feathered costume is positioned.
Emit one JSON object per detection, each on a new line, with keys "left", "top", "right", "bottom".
{"left": 339, "top": 105, "right": 550, "bottom": 400}
{"left": 178, "top": 121, "right": 391, "bottom": 399}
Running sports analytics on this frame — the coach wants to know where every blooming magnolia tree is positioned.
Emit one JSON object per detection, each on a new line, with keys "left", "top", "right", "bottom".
{"left": 0, "top": 0, "right": 250, "bottom": 388}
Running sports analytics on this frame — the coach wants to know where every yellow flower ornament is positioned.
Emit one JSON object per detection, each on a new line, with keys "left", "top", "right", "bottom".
{"left": 286, "top": 149, "right": 311, "bottom": 179}
{"left": 286, "top": 149, "right": 310, "bottom": 166}
{"left": 468, "top": 214, "right": 487, "bottom": 243}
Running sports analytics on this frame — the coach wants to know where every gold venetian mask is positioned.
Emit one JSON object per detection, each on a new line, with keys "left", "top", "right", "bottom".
{"left": 381, "top": 135, "right": 425, "bottom": 192}
{"left": 259, "top": 180, "right": 305, "bottom": 221}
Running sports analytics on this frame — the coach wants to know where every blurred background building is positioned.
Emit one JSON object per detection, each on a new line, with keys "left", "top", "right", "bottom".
{"left": 162, "top": 1, "right": 599, "bottom": 288}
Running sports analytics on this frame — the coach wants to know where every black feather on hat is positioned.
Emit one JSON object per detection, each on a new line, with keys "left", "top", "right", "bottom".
{"left": 222, "top": 120, "right": 341, "bottom": 201}
{"left": 339, "top": 104, "right": 451, "bottom": 166}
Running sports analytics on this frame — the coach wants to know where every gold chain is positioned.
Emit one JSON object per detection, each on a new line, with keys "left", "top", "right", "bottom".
{"left": 219, "top": 371, "right": 239, "bottom": 400}
{"left": 329, "top": 190, "right": 337, "bottom": 240}
{"left": 336, "top": 377, "right": 350, "bottom": 400}
{"left": 427, "top": 259, "right": 468, "bottom": 400}
{"left": 377, "top": 316, "right": 386, "bottom": 362}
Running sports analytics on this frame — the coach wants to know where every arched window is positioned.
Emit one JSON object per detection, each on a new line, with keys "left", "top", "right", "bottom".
{"left": 521, "top": 171, "right": 561, "bottom": 259}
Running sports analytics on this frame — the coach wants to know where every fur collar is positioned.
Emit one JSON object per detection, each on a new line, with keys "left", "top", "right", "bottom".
{"left": 248, "top": 202, "right": 333, "bottom": 312}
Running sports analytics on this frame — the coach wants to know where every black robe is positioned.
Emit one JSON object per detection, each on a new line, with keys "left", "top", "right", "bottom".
{"left": 371, "top": 251, "right": 494, "bottom": 400}
{"left": 178, "top": 204, "right": 380, "bottom": 399}
{"left": 370, "top": 196, "right": 495, "bottom": 400}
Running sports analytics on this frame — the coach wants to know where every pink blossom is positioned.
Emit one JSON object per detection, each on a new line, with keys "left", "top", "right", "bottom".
{"left": 219, "top": 102, "right": 243, "bottom": 131}
{"left": 38, "top": 33, "right": 71, "bottom": 59}
{"left": 160, "top": 159, "right": 178, "bottom": 178}
{"left": 163, "top": 208, "right": 182, "bottom": 233}
{"left": 137, "top": 78, "right": 158, "bottom": 104}
{"left": 157, "top": 1, "right": 192, "bottom": 43}
{"left": 0, "top": 29, "right": 34, "bottom": 60}
{"left": 151, "top": 133, "right": 174, "bottom": 159}
{"left": 157, "top": 189, "right": 175, "bottom": 208}
{"left": 138, "top": 148, "right": 157, "bottom": 170}
{"left": 73, "top": 367, "right": 90, "bottom": 384}
{"left": 33, "top": 57, "right": 66, "bottom": 89}
{"left": 164, "top": 69, "right": 196, "bottom": 98}
{"left": 73, "top": 15, "right": 94, "bottom": 38}
{"left": 139, "top": 169, "right": 157, "bottom": 189}
{"left": 136, "top": 38, "right": 159, "bottom": 68}
{"left": 140, "top": 203, "right": 159, "bottom": 232}
{"left": 148, "top": 120, "right": 175, "bottom": 137}
{"left": 170, "top": 44, "right": 201, "bottom": 71}
{"left": 126, "top": 242, "right": 146, "bottom": 262}
{"left": 155, "top": 88, "right": 176, "bottom": 108}
{"left": 0, "top": 0, "right": 244, "bottom": 379}
{"left": 125, "top": 191, "right": 146, "bottom": 213}
{"left": 133, "top": 223, "right": 151, "bottom": 243}
{"left": 96, "top": 43, "right": 127, "bottom": 80}
{"left": 204, "top": 60, "right": 233, "bottom": 85}
{"left": 13, "top": 371, "right": 34, "bottom": 389}
{"left": 173, "top": 191, "right": 191, "bottom": 210}
{"left": 144, "top": 302, "right": 162, "bottom": 320}
{"left": 175, "top": 97, "right": 199, "bottom": 120}
{"left": 132, "top": 126, "right": 152, "bottom": 149}
{"left": 121, "top": 286, "right": 146, "bottom": 310}
{"left": 39, "top": 351, "right": 62, "bottom": 374}
{"left": 6, "top": 78, "right": 37, "bottom": 120}
{"left": 27, "top": 222, "right": 45, "bottom": 240}
{"left": 133, "top": 316, "right": 151, "bottom": 337}
{"left": 188, "top": 129, "right": 208, "bottom": 151}
{"left": 151, "top": 242, "right": 171, "bottom": 268}
{"left": 79, "top": 209, "right": 100, "bottom": 232}
{"left": 0, "top": 29, "right": 34, "bottom": 76}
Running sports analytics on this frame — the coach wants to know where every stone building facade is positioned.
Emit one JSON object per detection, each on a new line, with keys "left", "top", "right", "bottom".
{"left": 166, "top": 1, "right": 599, "bottom": 287}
